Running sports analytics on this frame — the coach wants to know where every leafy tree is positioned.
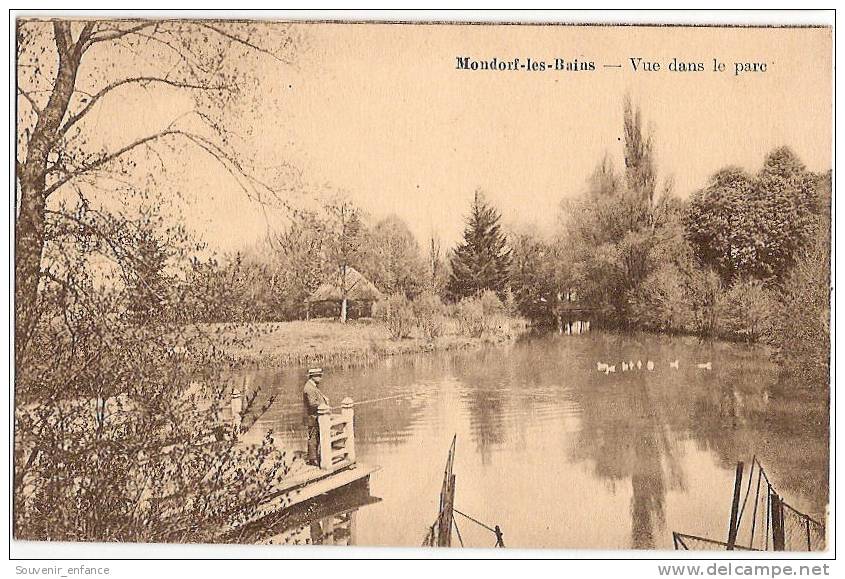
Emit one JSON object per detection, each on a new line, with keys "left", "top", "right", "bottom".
{"left": 754, "top": 147, "right": 821, "bottom": 279}
{"left": 768, "top": 171, "right": 831, "bottom": 387}
{"left": 562, "top": 171, "right": 660, "bottom": 322}
{"left": 685, "top": 147, "right": 820, "bottom": 285}
{"left": 361, "top": 215, "right": 426, "bottom": 299}
{"left": 685, "top": 167, "right": 757, "bottom": 284}
{"left": 271, "top": 209, "right": 331, "bottom": 320}
{"left": 561, "top": 98, "right": 681, "bottom": 326}
{"left": 508, "top": 232, "right": 561, "bottom": 322}
{"left": 447, "top": 190, "right": 511, "bottom": 300}
{"left": 183, "top": 256, "right": 232, "bottom": 322}
{"left": 684, "top": 267, "right": 723, "bottom": 337}
{"left": 183, "top": 251, "right": 280, "bottom": 323}
{"left": 623, "top": 96, "right": 657, "bottom": 205}
{"left": 587, "top": 153, "right": 623, "bottom": 199}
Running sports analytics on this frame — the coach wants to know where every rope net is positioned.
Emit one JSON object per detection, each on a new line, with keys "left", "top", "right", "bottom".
{"left": 782, "top": 502, "right": 826, "bottom": 552}
{"left": 673, "top": 533, "right": 757, "bottom": 551}
{"left": 674, "top": 457, "right": 825, "bottom": 552}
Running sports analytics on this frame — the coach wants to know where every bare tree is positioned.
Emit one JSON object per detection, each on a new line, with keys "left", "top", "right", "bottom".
{"left": 323, "top": 198, "right": 365, "bottom": 323}
{"left": 15, "top": 18, "right": 296, "bottom": 369}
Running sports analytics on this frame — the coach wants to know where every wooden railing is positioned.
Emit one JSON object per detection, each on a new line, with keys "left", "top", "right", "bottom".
{"left": 317, "top": 398, "right": 356, "bottom": 470}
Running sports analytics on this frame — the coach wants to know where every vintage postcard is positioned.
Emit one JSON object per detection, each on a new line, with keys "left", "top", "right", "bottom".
{"left": 12, "top": 13, "right": 832, "bottom": 557}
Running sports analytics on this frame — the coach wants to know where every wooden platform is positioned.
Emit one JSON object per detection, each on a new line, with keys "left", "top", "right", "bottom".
{"left": 223, "top": 461, "right": 380, "bottom": 536}
{"left": 274, "top": 461, "right": 380, "bottom": 507}
{"left": 217, "top": 396, "right": 379, "bottom": 539}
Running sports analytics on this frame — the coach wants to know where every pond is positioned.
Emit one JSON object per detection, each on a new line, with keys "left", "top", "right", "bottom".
{"left": 237, "top": 330, "right": 829, "bottom": 550}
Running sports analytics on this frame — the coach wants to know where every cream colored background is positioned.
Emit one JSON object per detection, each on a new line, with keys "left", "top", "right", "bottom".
{"left": 179, "top": 23, "right": 832, "bottom": 250}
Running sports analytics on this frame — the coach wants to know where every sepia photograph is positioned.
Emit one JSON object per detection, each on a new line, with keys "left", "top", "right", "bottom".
{"left": 11, "top": 11, "right": 833, "bottom": 559}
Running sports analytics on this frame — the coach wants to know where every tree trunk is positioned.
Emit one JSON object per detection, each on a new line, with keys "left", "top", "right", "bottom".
{"left": 15, "top": 21, "right": 81, "bottom": 371}
{"left": 15, "top": 176, "right": 47, "bottom": 369}
{"left": 339, "top": 263, "right": 348, "bottom": 323}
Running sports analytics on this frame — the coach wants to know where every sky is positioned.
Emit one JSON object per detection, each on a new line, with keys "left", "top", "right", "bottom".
{"left": 54, "top": 22, "right": 833, "bottom": 253}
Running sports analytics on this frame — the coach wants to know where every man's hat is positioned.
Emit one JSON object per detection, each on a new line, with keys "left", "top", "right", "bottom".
{"left": 307, "top": 368, "right": 323, "bottom": 378}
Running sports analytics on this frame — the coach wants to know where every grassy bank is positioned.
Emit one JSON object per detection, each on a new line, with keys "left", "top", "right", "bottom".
{"left": 218, "top": 316, "right": 528, "bottom": 369}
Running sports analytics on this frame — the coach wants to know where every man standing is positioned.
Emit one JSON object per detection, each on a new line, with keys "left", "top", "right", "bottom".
{"left": 303, "top": 368, "right": 329, "bottom": 465}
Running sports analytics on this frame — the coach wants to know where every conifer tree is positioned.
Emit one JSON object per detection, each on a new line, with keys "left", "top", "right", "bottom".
{"left": 447, "top": 190, "right": 511, "bottom": 300}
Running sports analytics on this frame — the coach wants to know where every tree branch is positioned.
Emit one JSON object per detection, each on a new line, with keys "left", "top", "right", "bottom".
{"left": 44, "top": 131, "right": 181, "bottom": 197}
{"left": 84, "top": 21, "right": 159, "bottom": 49}
{"left": 199, "top": 22, "right": 289, "bottom": 64}
{"left": 74, "top": 22, "right": 96, "bottom": 57}
{"left": 59, "top": 76, "right": 234, "bottom": 135}
{"left": 17, "top": 87, "right": 42, "bottom": 115}
{"left": 44, "top": 127, "right": 278, "bottom": 208}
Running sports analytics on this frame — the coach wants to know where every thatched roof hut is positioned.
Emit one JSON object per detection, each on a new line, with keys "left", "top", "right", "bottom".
{"left": 308, "top": 267, "right": 382, "bottom": 303}
{"left": 306, "top": 267, "right": 382, "bottom": 319}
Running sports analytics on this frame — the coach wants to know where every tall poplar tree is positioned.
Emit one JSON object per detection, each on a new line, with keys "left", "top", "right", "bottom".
{"left": 447, "top": 190, "right": 511, "bottom": 300}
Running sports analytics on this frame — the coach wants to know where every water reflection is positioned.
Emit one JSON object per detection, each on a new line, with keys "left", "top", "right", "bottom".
{"left": 233, "top": 331, "right": 828, "bottom": 549}
{"left": 251, "top": 481, "right": 381, "bottom": 546}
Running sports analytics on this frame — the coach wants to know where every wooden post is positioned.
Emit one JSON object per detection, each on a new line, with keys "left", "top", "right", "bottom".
{"left": 437, "top": 436, "right": 457, "bottom": 547}
{"left": 348, "top": 510, "right": 358, "bottom": 546}
{"left": 341, "top": 397, "right": 356, "bottom": 464}
{"left": 437, "top": 473, "right": 455, "bottom": 546}
{"left": 317, "top": 403, "right": 333, "bottom": 470}
{"left": 231, "top": 388, "right": 243, "bottom": 431}
{"left": 805, "top": 517, "right": 811, "bottom": 551}
{"left": 726, "top": 461, "right": 744, "bottom": 550}
{"left": 322, "top": 516, "right": 335, "bottom": 544}
{"left": 771, "top": 492, "right": 785, "bottom": 551}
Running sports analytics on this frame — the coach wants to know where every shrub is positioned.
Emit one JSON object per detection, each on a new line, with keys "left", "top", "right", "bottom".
{"left": 454, "top": 296, "right": 486, "bottom": 338}
{"left": 718, "top": 278, "right": 775, "bottom": 342}
{"left": 478, "top": 289, "right": 505, "bottom": 317}
{"left": 685, "top": 268, "right": 723, "bottom": 337}
{"left": 769, "top": 237, "right": 830, "bottom": 386}
{"left": 373, "top": 293, "right": 415, "bottom": 340}
{"left": 501, "top": 287, "right": 519, "bottom": 318}
{"left": 627, "top": 264, "right": 692, "bottom": 333}
{"left": 15, "top": 278, "right": 290, "bottom": 542}
{"left": 451, "top": 291, "right": 519, "bottom": 339}
{"left": 412, "top": 292, "right": 446, "bottom": 341}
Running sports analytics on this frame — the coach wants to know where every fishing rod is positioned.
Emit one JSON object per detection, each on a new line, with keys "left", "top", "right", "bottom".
{"left": 239, "top": 387, "right": 429, "bottom": 412}
{"left": 330, "top": 389, "right": 428, "bottom": 410}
